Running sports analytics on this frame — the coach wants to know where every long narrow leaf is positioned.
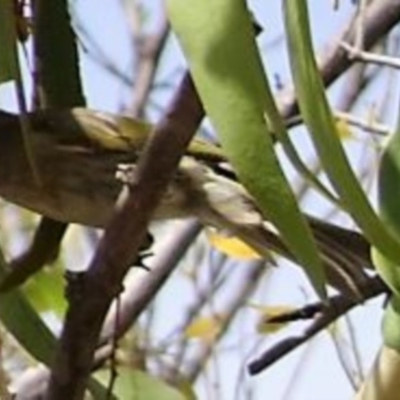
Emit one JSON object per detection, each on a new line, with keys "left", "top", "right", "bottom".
{"left": 0, "top": 250, "right": 56, "bottom": 364}
{"left": 373, "top": 106, "right": 400, "bottom": 298}
{"left": 374, "top": 98, "right": 400, "bottom": 350}
{"left": 259, "top": 48, "right": 342, "bottom": 207}
{"left": 284, "top": 0, "right": 400, "bottom": 264}
{"left": 0, "top": 251, "right": 111, "bottom": 398}
{"left": 167, "top": 0, "right": 326, "bottom": 297}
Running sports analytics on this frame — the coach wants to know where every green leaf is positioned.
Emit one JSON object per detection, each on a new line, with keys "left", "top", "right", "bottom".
{"left": 373, "top": 100, "right": 400, "bottom": 348}
{"left": 0, "top": 0, "right": 18, "bottom": 83}
{"left": 167, "top": 0, "right": 326, "bottom": 297}
{"left": 23, "top": 260, "right": 67, "bottom": 316}
{"left": 0, "top": 250, "right": 111, "bottom": 398}
{"left": 96, "top": 368, "right": 188, "bottom": 400}
{"left": 283, "top": 0, "right": 400, "bottom": 265}
{"left": 0, "top": 250, "right": 57, "bottom": 364}
{"left": 382, "top": 297, "right": 400, "bottom": 352}
{"left": 260, "top": 70, "right": 341, "bottom": 207}
{"left": 373, "top": 107, "right": 400, "bottom": 295}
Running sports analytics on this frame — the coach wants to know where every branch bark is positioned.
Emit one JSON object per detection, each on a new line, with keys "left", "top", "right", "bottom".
{"left": 279, "top": 0, "right": 400, "bottom": 122}
{"left": 45, "top": 73, "right": 205, "bottom": 399}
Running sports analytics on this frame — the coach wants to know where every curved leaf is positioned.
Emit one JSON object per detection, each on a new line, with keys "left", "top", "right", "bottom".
{"left": 0, "top": 250, "right": 56, "bottom": 364}
{"left": 0, "top": 251, "right": 110, "bottom": 397}
{"left": 284, "top": 0, "right": 400, "bottom": 265}
{"left": 167, "top": 0, "right": 326, "bottom": 297}
{"left": 373, "top": 99, "right": 400, "bottom": 349}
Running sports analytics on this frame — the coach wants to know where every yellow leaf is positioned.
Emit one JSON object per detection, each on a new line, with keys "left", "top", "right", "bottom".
{"left": 184, "top": 314, "right": 224, "bottom": 341}
{"left": 248, "top": 303, "right": 296, "bottom": 335}
{"left": 335, "top": 117, "right": 352, "bottom": 140}
{"left": 206, "top": 229, "right": 262, "bottom": 260}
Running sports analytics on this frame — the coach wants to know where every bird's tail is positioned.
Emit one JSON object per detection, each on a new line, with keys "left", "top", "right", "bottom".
{"left": 206, "top": 209, "right": 372, "bottom": 298}
{"left": 185, "top": 159, "right": 373, "bottom": 299}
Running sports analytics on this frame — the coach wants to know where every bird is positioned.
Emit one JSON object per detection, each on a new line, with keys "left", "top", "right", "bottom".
{"left": 0, "top": 107, "right": 373, "bottom": 296}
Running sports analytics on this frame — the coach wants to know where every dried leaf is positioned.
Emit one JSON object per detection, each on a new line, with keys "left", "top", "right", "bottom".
{"left": 248, "top": 303, "right": 296, "bottom": 335}
{"left": 184, "top": 314, "right": 225, "bottom": 341}
{"left": 206, "top": 229, "right": 262, "bottom": 260}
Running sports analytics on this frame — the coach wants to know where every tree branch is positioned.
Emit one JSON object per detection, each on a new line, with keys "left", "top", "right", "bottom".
{"left": 248, "top": 276, "right": 387, "bottom": 375}
{"left": 45, "top": 73, "right": 205, "bottom": 399}
{"left": 279, "top": 0, "right": 400, "bottom": 121}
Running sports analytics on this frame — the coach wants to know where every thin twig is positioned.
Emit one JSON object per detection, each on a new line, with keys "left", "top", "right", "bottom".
{"left": 335, "top": 62, "right": 368, "bottom": 112}
{"left": 279, "top": 0, "right": 400, "bottom": 120}
{"left": 335, "top": 110, "right": 389, "bottom": 136}
{"left": 99, "top": 219, "right": 202, "bottom": 343}
{"left": 329, "top": 323, "right": 361, "bottom": 390}
{"left": 341, "top": 41, "right": 400, "bottom": 69}
{"left": 286, "top": 110, "right": 389, "bottom": 136}
{"left": 183, "top": 261, "right": 268, "bottom": 383}
{"left": 248, "top": 276, "right": 387, "bottom": 375}
{"left": 124, "top": 2, "right": 170, "bottom": 118}
{"left": 9, "top": 222, "right": 202, "bottom": 397}
{"left": 105, "top": 296, "right": 120, "bottom": 399}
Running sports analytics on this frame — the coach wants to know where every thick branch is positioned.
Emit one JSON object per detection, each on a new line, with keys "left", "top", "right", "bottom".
{"left": 45, "top": 73, "right": 204, "bottom": 399}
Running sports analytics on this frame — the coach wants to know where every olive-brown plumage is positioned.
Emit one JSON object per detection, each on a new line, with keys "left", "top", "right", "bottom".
{"left": 0, "top": 108, "right": 372, "bottom": 295}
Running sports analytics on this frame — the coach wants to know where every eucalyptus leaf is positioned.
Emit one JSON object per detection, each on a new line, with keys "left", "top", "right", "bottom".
{"left": 0, "top": 250, "right": 56, "bottom": 364}
{"left": 284, "top": 0, "right": 400, "bottom": 265}
{"left": 166, "top": 0, "right": 326, "bottom": 297}
{"left": 373, "top": 99, "right": 400, "bottom": 349}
